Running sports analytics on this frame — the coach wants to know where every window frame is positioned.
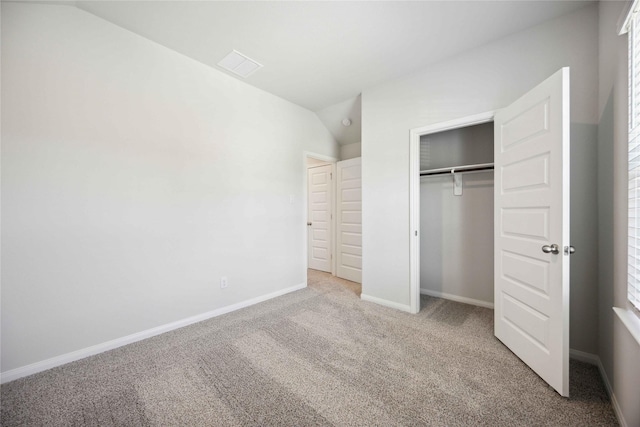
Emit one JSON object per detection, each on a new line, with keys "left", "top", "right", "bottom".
{"left": 623, "top": 0, "right": 640, "bottom": 314}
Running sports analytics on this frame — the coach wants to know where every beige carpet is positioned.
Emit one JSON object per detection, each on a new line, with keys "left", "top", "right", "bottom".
{"left": 1, "top": 270, "right": 617, "bottom": 426}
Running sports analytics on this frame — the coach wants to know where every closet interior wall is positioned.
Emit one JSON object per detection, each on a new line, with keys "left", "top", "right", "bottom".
{"left": 420, "top": 122, "right": 495, "bottom": 307}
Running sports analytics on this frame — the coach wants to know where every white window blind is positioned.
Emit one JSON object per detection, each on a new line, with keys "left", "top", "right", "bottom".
{"left": 628, "top": 4, "right": 640, "bottom": 311}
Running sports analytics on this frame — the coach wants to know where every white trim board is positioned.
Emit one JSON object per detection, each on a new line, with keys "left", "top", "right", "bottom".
{"left": 409, "top": 111, "right": 496, "bottom": 315}
{"left": 302, "top": 151, "right": 337, "bottom": 164}
{"left": 420, "top": 289, "right": 494, "bottom": 309}
{"left": 360, "top": 293, "right": 412, "bottom": 313}
{"left": 1, "top": 282, "right": 306, "bottom": 384}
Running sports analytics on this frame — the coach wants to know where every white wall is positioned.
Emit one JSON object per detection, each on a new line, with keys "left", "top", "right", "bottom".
{"left": 1, "top": 2, "right": 338, "bottom": 373}
{"left": 340, "top": 142, "right": 361, "bottom": 160}
{"left": 362, "top": 4, "right": 599, "bottom": 352}
{"left": 598, "top": 2, "right": 640, "bottom": 426}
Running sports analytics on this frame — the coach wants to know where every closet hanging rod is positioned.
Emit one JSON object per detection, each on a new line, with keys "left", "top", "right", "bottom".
{"left": 419, "top": 162, "right": 494, "bottom": 177}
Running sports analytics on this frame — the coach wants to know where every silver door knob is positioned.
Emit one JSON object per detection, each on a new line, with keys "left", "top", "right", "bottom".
{"left": 307, "top": 222, "right": 312, "bottom": 226}
{"left": 564, "top": 246, "right": 575, "bottom": 255}
{"left": 542, "top": 244, "right": 560, "bottom": 254}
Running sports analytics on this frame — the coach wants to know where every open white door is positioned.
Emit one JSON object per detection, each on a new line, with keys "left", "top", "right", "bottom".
{"left": 336, "top": 158, "right": 362, "bottom": 283}
{"left": 308, "top": 164, "right": 332, "bottom": 272}
{"left": 494, "top": 68, "right": 570, "bottom": 396}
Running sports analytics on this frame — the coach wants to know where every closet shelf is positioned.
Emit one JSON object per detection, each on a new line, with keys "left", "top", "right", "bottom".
{"left": 420, "top": 162, "right": 494, "bottom": 177}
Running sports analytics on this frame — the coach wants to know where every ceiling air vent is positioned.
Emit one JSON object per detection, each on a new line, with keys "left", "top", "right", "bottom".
{"left": 217, "top": 50, "right": 263, "bottom": 78}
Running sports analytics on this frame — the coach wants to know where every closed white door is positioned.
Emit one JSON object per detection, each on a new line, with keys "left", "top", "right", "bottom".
{"left": 308, "top": 164, "right": 332, "bottom": 272}
{"left": 336, "top": 158, "right": 362, "bottom": 283}
{"left": 494, "top": 68, "right": 570, "bottom": 396}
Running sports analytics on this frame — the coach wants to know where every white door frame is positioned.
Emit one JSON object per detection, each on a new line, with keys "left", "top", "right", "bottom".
{"left": 408, "top": 111, "right": 495, "bottom": 314}
{"left": 303, "top": 152, "right": 337, "bottom": 283}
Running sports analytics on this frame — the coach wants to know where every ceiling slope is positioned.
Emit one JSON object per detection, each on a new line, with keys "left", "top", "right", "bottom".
{"left": 75, "top": 1, "right": 592, "bottom": 112}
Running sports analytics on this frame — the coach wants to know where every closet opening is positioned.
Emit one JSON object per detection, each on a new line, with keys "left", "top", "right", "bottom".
{"left": 420, "top": 121, "right": 494, "bottom": 309}
{"left": 409, "top": 112, "right": 495, "bottom": 314}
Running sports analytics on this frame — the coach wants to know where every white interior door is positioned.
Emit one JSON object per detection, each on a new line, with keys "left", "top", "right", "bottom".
{"left": 336, "top": 158, "right": 362, "bottom": 283}
{"left": 308, "top": 164, "right": 332, "bottom": 272}
{"left": 494, "top": 67, "right": 570, "bottom": 396}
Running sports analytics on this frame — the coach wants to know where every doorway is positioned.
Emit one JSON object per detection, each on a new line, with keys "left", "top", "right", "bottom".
{"left": 409, "top": 111, "right": 495, "bottom": 314}
{"left": 304, "top": 153, "right": 337, "bottom": 276}
{"left": 419, "top": 122, "right": 495, "bottom": 309}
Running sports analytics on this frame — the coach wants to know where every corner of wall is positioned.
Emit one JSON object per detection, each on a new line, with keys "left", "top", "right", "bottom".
{"left": 340, "top": 142, "right": 361, "bottom": 161}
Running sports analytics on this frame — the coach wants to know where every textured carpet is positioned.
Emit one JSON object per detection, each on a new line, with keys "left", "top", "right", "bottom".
{"left": 1, "top": 270, "right": 618, "bottom": 426}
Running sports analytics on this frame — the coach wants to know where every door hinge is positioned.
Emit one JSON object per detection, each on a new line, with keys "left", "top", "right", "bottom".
{"left": 330, "top": 172, "right": 333, "bottom": 180}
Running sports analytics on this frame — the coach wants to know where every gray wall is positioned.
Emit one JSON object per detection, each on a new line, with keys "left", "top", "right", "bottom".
{"left": 362, "top": 4, "right": 599, "bottom": 353}
{"left": 598, "top": 2, "right": 640, "bottom": 426}
{"left": 420, "top": 124, "right": 494, "bottom": 305}
{"left": 1, "top": 3, "right": 338, "bottom": 374}
{"left": 340, "top": 142, "right": 361, "bottom": 160}
{"left": 420, "top": 123, "right": 493, "bottom": 170}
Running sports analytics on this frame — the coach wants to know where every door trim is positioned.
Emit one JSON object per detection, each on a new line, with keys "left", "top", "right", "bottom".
{"left": 303, "top": 152, "right": 337, "bottom": 283}
{"left": 408, "top": 111, "right": 495, "bottom": 314}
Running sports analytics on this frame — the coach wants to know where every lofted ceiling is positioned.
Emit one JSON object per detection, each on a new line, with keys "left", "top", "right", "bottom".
{"left": 316, "top": 95, "right": 362, "bottom": 146}
{"left": 71, "top": 0, "right": 592, "bottom": 145}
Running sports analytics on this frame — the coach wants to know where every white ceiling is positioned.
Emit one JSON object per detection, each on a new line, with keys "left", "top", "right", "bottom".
{"left": 66, "top": 1, "right": 593, "bottom": 146}
{"left": 75, "top": 1, "right": 591, "bottom": 113}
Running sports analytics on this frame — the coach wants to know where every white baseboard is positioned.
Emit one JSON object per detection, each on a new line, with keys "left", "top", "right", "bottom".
{"left": 568, "top": 350, "right": 627, "bottom": 427}
{"left": 569, "top": 348, "right": 599, "bottom": 365}
{"left": 1, "top": 282, "right": 307, "bottom": 384}
{"left": 360, "top": 293, "right": 412, "bottom": 313}
{"left": 420, "top": 289, "right": 494, "bottom": 309}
